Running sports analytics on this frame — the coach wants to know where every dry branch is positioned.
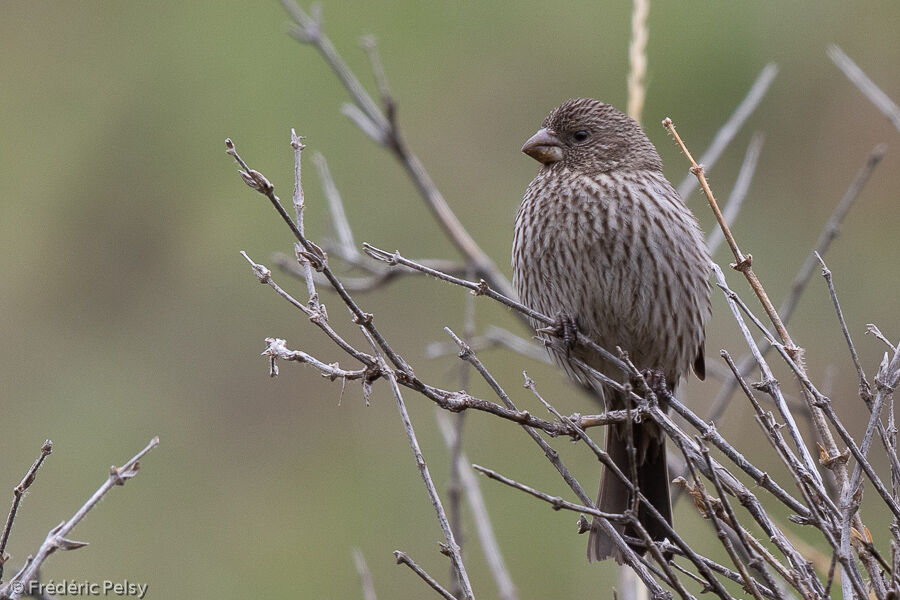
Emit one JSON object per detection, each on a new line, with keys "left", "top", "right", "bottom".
{"left": 0, "top": 437, "right": 159, "bottom": 600}
{"left": 236, "top": 9, "right": 900, "bottom": 598}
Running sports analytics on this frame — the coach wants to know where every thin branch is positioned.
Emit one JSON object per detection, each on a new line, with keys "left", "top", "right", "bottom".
{"left": 365, "top": 243, "right": 630, "bottom": 375}
{"left": 527, "top": 377, "right": 742, "bottom": 599}
{"left": 441, "top": 329, "right": 666, "bottom": 592}
{"left": 240, "top": 251, "right": 376, "bottom": 368}
{"left": 781, "top": 144, "right": 886, "bottom": 324}
{"left": 443, "top": 332, "right": 596, "bottom": 504}
{"left": 446, "top": 266, "right": 477, "bottom": 600}
{"left": 712, "top": 265, "right": 824, "bottom": 487}
{"left": 2, "top": 437, "right": 159, "bottom": 600}
{"left": 570, "top": 356, "right": 822, "bottom": 594}
{"left": 436, "top": 413, "right": 518, "bottom": 600}
{"left": 352, "top": 549, "right": 377, "bottom": 600}
{"left": 258, "top": 335, "right": 645, "bottom": 435}
{"left": 706, "top": 132, "right": 764, "bottom": 256}
{"left": 426, "top": 326, "right": 551, "bottom": 364}
{"left": 828, "top": 45, "right": 900, "bottom": 133}
{"left": 261, "top": 336, "right": 368, "bottom": 381}
{"left": 699, "top": 443, "right": 782, "bottom": 599}
{"left": 677, "top": 439, "right": 764, "bottom": 600}
{"left": 282, "top": 1, "right": 515, "bottom": 299}
{"left": 381, "top": 363, "right": 474, "bottom": 600}
{"left": 393, "top": 551, "right": 457, "bottom": 600}
{"left": 667, "top": 119, "right": 791, "bottom": 347}
{"left": 705, "top": 143, "right": 886, "bottom": 427}
{"left": 312, "top": 152, "right": 360, "bottom": 263}
{"left": 273, "top": 250, "right": 469, "bottom": 293}
{"left": 290, "top": 130, "right": 318, "bottom": 304}
{"left": 472, "top": 465, "right": 625, "bottom": 522}
{"left": 0, "top": 441, "right": 53, "bottom": 582}
{"left": 677, "top": 64, "right": 778, "bottom": 201}
{"left": 867, "top": 324, "right": 897, "bottom": 353}
{"left": 227, "top": 138, "right": 413, "bottom": 374}
{"left": 772, "top": 339, "right": 900, "bottom": 519}
{"left": 817, "top": 252, "right": 900, "bottom": 480}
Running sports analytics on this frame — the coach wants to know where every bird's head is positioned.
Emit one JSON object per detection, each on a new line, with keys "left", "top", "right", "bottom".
{"left": 521, "top": 98, "right": 663, "bottom": 175}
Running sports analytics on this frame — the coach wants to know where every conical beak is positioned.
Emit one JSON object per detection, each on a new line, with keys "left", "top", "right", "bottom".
{"left": 522, "top": 128, "right": 563, "bottom": 164}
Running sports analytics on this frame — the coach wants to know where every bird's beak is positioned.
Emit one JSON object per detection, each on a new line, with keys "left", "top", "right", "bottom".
{"left": 522, "top": 128, "right": 563, "bottom": 164}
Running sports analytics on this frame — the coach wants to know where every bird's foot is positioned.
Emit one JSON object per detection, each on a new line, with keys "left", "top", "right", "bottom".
{"left": 556, "top": 313, "right": 579, "bottom": 355}
{"left": 538, "top": 312, "right": 579, "bottom": 355}
{"left": 638, "top": 368, "right": 669, "bottom": 399}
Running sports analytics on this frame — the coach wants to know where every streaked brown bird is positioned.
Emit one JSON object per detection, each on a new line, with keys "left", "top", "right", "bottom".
{"left": 512, "top": 98, "right": 711, "bottom": 562}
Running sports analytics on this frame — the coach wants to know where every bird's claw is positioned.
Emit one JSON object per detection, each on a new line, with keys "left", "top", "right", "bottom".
{"left": 555, "top": 313, "right": 579, "bottom": 355}
{"left": 537, "top": 313, "right": 579, "bottom": 356}
{"left": 639, "top": 368, "right": 668, "bottom": 397}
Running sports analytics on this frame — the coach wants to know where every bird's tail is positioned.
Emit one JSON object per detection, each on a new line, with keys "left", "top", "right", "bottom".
{"left": 587, "top": 419, "right": 672, "bottom": 563}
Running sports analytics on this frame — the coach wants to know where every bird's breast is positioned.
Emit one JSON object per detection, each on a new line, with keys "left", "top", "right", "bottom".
{"left": 513, "top": 169, "right": 710, "bottom": 382}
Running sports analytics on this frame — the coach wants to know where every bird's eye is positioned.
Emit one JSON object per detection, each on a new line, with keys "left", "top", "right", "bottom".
{"left": 573, "top": 130, "right": 590, "bottom": 143}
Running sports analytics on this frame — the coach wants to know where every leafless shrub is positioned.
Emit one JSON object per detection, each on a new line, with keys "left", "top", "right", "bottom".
{"left": 231, "top": 3, "right": 899, "bottom": 598}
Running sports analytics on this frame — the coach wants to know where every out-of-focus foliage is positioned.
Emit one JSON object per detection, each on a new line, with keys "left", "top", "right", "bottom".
{"left": 0, "top": 2, "right": 898, "bottom": 598}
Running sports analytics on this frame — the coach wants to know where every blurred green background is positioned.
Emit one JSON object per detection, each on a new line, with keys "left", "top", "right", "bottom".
{"left": 2, "top": 1, "right": 899, "bottom": 597}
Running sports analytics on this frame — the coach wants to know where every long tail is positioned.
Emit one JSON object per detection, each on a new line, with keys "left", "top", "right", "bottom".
{"left": 587, "top": 419, "right": 672, "bottom": 562}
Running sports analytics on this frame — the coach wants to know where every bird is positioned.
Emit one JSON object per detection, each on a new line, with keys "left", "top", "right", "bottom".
{"left": 512, "top": 98, "right": 711, "bottom": 562}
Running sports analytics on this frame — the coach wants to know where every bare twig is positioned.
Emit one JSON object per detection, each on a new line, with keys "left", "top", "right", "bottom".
{"left": 290, "top": 130, "right": 318, "bottom": 304}
{"left": 446, "top": 269, "right": 477, "bottom": 600}
{"left": 366, "top": 244, "right": 630, "bottom": 375}
{"left": 472, "top": 465, "right": 625, "bottom": 522}
{"left": 527, "top": 376, "right": 746, "bottom": 599}
{"left": 440, "top": 329, "right": 667, "bottom": 593}
{"left": 426, "top": 326, "right": 551, "bottom": 364}
{"left": 677, "top": 64, "right": 778, "bottom": 201}
{"left": 0, "top": 441, "right": 53, "bottom": 583}
{"left": 699, "top": 443, "right": 782, "bottom": 598}
{"left": 381, "top": 363, "right": 474, "bottom": 600}
{"left": 676, "top": 439, "right": 764, "bottom": 600}
{"left": 282, "top": 1, "right": 515, "bottom": 300}
{"left": 666, "top": 125, "right": 887, "bottom": 593}
{"left": 227, "top": 138, "right": 412, "bottom": 374}
{"left": 711, "top": 265, "right": 823, "bottom": 486}
{"left": 706, "top": 132, "right": 764, "bottom": 256}
{"left": 393, "top": 551, "right": 457, "bottom": 600}
{"left": 313, "top": 152, "right": 360, "bottom": 263}
{"left": 704, "top": 143, "right": 886, "bottom": 428}
{"left": 436, "top": 413, "right": 518, "bottom": 600}
{"left": 240, "top": 251, "right": 376, "bottom": 368}
{"left": 274, "top": 250, "right": 469, "bottom": 293}
{"left": 816, "top": 252, "right": 900, "bottom": 481}
{"left": 828, "top": 45, "right": 900, "bottom": 133}
{"left": 2, "top": 437, "right": 159, "bottom": 600}
{"left": 867, "top": 324, "right": 898, "bottom": 353}
{"left": 261, "top": 336, "right": 368, "bottom": 381}
{"left": 782, "top": 144, "right": 886, "bottom": 323}
{"left": 352, "top": 549, "right": 377, "bottom": 600}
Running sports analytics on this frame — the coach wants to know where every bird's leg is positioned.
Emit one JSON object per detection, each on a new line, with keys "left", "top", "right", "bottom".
{"left": 637, "top": 368, "right": 668, "bottom": 402}
{"left": 556, "top": 312, "right": 579, "bottom": 356}
{"left": 536, "top": 312, "right": 579, "bottom": 356}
